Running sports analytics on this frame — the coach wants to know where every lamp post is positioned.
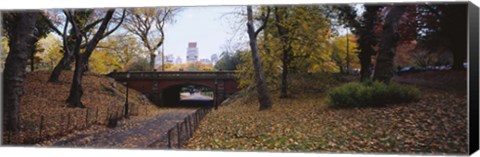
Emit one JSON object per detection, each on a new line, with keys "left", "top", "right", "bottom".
{"left": 214, "top": 75, "right": 218, "bottom": 110}
{"left": 124, "top": 73, "right": 130, "bottom": 119}
{"left": 346, "top": 26, "right": 350, "bottom": 74}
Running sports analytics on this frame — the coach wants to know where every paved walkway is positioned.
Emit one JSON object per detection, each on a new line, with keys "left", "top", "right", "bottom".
{"left": 51, "top": 108, "right": 198, "bottom": 149}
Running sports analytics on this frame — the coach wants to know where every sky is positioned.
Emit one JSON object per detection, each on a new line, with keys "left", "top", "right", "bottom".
{"left": 162, "top": 6, "right": 244, "bottom": 63}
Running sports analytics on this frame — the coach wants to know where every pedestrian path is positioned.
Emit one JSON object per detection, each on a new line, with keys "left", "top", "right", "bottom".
{"left": 51, "top": 108, "right": 197, "bottom": 149}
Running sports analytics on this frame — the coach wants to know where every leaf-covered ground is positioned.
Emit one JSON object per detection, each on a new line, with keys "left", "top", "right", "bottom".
{"left": 184, "top": 71, "right": 468, "bottom": 155}
{"left": 5, "top": 71, "right": 163, "bottom": 144}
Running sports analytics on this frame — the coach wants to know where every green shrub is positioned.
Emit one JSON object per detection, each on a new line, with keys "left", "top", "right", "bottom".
{"left": 327, "top": 81, "right": 420, "bottom": 108}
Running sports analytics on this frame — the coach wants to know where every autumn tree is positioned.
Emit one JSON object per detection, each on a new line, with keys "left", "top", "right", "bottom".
{"left": 58, "top": 9, "right": 126, "bottom": 108}
{"left": 239, "top": 5, "right": 332, "bottom": 91}
{"left": 35, "top": 33, "right": 63, "bottom": 70}
{"left": 214, "top": 51, "right": 242, "bottom": 70}
{"left": 266, "top": 6, "right": 332, "bottom": 98}
{"left": 45, "top": 10, "right": 124, "bottom": 82}
{"left": 330, "top": 35, "right": 360, "bottom": 73}
{"left": 272, "top": 6, "right": 292, "bottom": 98}
{"left": 123, "top": 8, "right": 179, "bottom": 71}
{"left": 126, "top": 56, "right": 151, "bottom": 72}
{"left": 95, "top": 34, "right": 147, "bottom": 72}
{"left": 418, "top": 4, "right": 468, "bottom": 70}
{"left": 246, "top": 6, "right": 273, "bottom": 111}
{"left": 2, "top": 12, "right": 39, "bottom": 133}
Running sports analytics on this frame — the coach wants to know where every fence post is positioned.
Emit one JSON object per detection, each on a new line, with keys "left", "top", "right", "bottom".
{"left": 185, "top": 117, "right": 190, "bottom": 138}
{"left": 67, "top": 113, "right": 71, "bottom": 132}
{"left": 167, "top": 128, "right": 172, "bottom": 148}
{"left": 192, "top": 113, "right": 196, "bottom": 130}
{"left": 85, "top": 108, "right": 89, "bottom": 128}
{"left": 176, "top": 123, "right": 181, "bottom": 148}
{"left": 183, "top": 118, "right": 188, "bottom": 140}
{"left": 115, "top": 109, "right": 119, "bottom": 120}
{"left": 60, "top": 114, "right": 65, "bottom": 133}
{"left": 120, "top": 107, "right": 124, "bottom": 119}
{"left": 39, "top": 115, "right": 44, "bottom": 140}
{"left": 106, "top": 107, "right": 110, "bottom": 122}
{"left": 188, "top": 116, "right": 193, "bottom": 137}
{"left": 136, "top": 105, "right": 139, "bottom": 115}
{"left": 195, "top": 111, "right": 199, "bottom": 129}
{"left": 95, "top": 107, "right": 99, "bottom": 124}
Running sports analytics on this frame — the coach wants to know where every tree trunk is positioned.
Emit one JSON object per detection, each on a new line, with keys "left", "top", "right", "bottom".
{"left": 358, "top": 5, "right": 380, "bottom": 81}
{"left": 48, "top": 52, "right": 73, "bottom": 82}
{"left": 358, "top": 33, "right": 374, "bottom": 81}
{"left": 359, "top": 45, "right": 372, "bottom": 81}
{"left": 150, "top": 53, "right": 156, "bottom": 71}
{"left": 30, "top": 49, "right": 34, "bottom": 72}
{"left": 65, "top": 9, "right": 118, "bottom": 108}
{"left": 373, "top": 6, "right": 406, "bottom": 83}
{"left": 280, "top": 50, "right": 288, "bottom": 98}
{"left": 275, "top": 6, "right": 290, "bottom": 98}
{"left": 446, "top": 4, "right": 467, "bottom": 70}
{"left": 66, "top": 54, "right": 86, "bottom": 108}
{"left": 247, "top": 6, "right": 273, "bottom": 111}
{"left": 2, "top": 12, "right": 38, "bottom": 133}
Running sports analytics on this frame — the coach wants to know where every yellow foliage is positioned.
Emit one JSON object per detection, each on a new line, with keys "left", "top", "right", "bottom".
{"left": 238, "top": 5, "right": 334, "bottom": 89}
{"left": 89, "top": 50, "right": 121, "bottom": 74}
{"left": 166, "top": 62, "right": 214, "bottom": 71}
{"left": 36, "top": 33, "right": 63, "bottom": 70}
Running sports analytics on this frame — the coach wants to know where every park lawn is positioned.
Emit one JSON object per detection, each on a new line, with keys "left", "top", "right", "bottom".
{"left": 184, "top": 73, "right": 468, "bottom": 154}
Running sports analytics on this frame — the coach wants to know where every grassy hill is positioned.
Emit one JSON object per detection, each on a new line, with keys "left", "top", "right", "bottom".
{"left": 6, "top": 71, "right": 161, "bottom": 144}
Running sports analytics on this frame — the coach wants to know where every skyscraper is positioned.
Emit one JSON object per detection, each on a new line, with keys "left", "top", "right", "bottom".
{"left": 186, "top": 42, "right": 198, "bottom": 63}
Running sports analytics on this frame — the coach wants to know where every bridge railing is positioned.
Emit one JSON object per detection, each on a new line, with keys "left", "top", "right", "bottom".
{"left": 107, "top": 71, "right": 238, "bottom": 80}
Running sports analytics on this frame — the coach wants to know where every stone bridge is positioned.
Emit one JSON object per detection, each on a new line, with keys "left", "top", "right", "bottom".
{"left": 107, "top": 71, "right": 239, "bottom": 107}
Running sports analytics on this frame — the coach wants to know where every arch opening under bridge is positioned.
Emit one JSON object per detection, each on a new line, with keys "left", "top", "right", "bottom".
{"left": 107, "top": 71, "right": 239, "bottom": 108}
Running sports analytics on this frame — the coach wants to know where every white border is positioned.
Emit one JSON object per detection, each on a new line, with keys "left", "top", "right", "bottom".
{"left": 0, "top": 0, "right": 471, "bottom": 10}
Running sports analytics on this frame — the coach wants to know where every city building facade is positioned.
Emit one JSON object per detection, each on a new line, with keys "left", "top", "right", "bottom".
{"left": 186, "top": 42, "right": 198, "bottom": 63}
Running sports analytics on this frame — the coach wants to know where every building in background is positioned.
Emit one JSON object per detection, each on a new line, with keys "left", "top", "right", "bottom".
{"left": 200, "top": 58, "right": 211, "bottom": 65}
{"left": 165, "top": 54, "right": 175, "bottom": 64}
{"left": 210, "top": 54, "right": 218, "bottom": 65}
{"left": 175, "top": 56, "right": 183, "bottom": 65}
{"left": 186, "top": 42, "right": 198, "bottom": 63}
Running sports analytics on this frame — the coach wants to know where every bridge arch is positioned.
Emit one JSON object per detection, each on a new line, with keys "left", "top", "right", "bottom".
{"left": 107, "top": 71, "right": 239, "bottom": 108}
{"left": 161, "top": 83, "right": 215, "bottom": 107}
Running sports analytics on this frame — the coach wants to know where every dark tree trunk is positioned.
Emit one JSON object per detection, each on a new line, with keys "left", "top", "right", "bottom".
{"left": 359, "top": 43, "right": 372, "bottom": 81}
{"left": 445, "top": 4, "right": 467, "bottom": 70}
{"left": 247, "top": 6, "right": 273, "bottom": 111}
{"left": 373, "top": 6, "right": 406, "bottom": 83}
{"left": 2, "top": 12, "right": 38, "bottom": 133}
{"left": 48, "top": 52, "right": 73, "bottom": 82}
{"left": 358, "top": 6, "right": 380, "bottom": 81}
{"left": 66, "top": 55, "right": 86, "bottom": 108}
{"left": 150, "top": 53, "right": 156, "bottom": 71}
{"left": 274, "top": 6, "right": 290, "bottom": 98}
{"left": 280, "top": 49, "right": 288, "bottom": 98}
{"left": 30, "top": 49, "right": 34, "bottom": 72}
